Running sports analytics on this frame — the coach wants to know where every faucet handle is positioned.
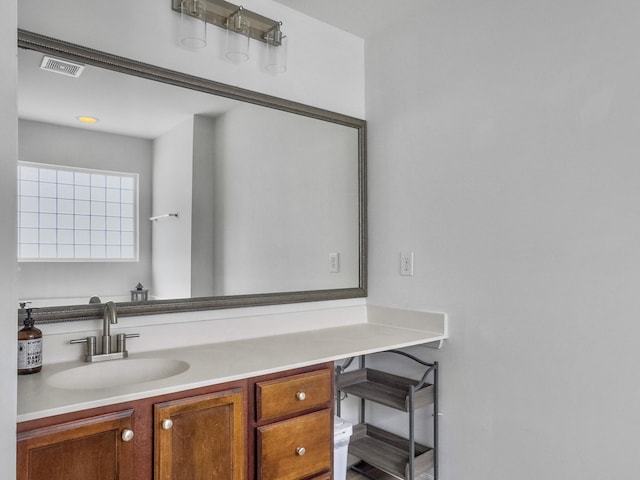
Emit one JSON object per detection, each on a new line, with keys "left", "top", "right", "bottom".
{"left": 115, "top": 333, "right": 140, "bottom": 354}
{"left": 70, "top": 336, "right": 97, "bottom": 358}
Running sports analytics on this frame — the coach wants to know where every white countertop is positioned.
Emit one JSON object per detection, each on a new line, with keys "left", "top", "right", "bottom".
{"left": 18, "top": 319, "right": 446, "bottom": 422}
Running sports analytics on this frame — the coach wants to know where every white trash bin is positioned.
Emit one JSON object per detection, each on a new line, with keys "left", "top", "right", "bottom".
{"left": 333, "top": 416, "right": 353, "bottom": 480}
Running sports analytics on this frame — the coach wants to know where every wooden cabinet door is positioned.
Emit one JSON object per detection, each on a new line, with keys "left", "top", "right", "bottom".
{"left": 154, "top": 387, "right": 246, "bottom": 480}
{"left": 17, "top": 409, "right": 135, "bottom": 480}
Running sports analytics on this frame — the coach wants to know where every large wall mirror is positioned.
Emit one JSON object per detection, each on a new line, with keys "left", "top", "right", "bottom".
{"left": 17, "top": 30, "right": 366, "bottom": 324}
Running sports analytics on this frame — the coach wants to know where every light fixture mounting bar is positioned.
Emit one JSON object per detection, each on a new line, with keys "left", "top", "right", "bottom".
{"left": 171, "top": 0, "right": 283, "bottom": 44}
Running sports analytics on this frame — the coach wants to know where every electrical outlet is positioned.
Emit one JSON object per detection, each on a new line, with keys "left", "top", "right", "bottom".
{"left": 400, "top": 252, "right": 414, "bottom": 276}
{"left": 329, "top": 252, "right": 340, "bottom": 273}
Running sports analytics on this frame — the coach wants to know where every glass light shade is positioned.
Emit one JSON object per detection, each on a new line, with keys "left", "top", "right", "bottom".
{"left": 265, "top": 35, "right": 287, "bottom": 74}
{"left": 180, "top": 0, "right": 207, "bottom": 48}
{"left": 225, "top": 16, "right": 250, "bottom": 63}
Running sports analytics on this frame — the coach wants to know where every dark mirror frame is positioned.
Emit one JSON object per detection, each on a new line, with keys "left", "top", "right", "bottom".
{"left": 17, "top": 29, "right": 367, "bottom": 324}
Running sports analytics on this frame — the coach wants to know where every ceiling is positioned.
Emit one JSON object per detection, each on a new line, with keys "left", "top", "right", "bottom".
{"left": 273, "top": 0, "right": 426, "bottom": 38}
{"left": 18, "top": 48, "right": 238, "bottom": 139}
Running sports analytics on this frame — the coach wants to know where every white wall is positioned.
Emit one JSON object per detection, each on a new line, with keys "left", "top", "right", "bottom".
{"left": 191, "top": 115, "right": 218, "bottom": 297}
{"left": 17, "top": 120, "right": 153, "bottom": 302}
{"left": 152, "top": 118, "right": 194, "bottom": 299}
{"left": 0, "top": 0, "right": 17, "bottom": 476}
{"left": 211, "top": 104, "right": 360, "bottom": 295}
{"left": 366, "top": 0, "right": 640, "bottom": 478}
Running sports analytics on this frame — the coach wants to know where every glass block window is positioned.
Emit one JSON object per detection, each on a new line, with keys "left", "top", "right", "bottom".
{"left": 18, "top": 161, "right": 138, "bottom": 261}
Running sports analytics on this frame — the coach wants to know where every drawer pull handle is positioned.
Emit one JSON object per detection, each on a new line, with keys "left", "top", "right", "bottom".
{"left": 121, "top": 429, "right": 134, "bottom": 442}
{"left": 296, "top": 391, "right": 306, "bottom": 401}
{"left": 162, "top": 419, "right": 174, "bottom": 430}
{"left": 296, "top": 447, "right": 306, "bottom": 456}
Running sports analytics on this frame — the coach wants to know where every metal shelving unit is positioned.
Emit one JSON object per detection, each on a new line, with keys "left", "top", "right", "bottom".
{"left": 336, "top": 350, "right": 439, "bottom": 480}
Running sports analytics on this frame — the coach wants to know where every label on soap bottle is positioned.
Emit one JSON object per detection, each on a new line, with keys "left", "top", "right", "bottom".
{"left": 18, "top": 338, "right": 43, "bottom": 369}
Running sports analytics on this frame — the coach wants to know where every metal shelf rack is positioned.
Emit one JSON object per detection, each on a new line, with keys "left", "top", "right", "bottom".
{"left": 336, "top": 350, "right": 439, "bottom": 480}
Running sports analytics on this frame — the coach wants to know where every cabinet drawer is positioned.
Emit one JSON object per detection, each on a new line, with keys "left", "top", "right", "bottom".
{"left": 308, "top": 473, "right": 331, "bottom": 480}
{"left": 257, "top": 409, "right": 331, "bottom": 480}
{"left": 256, "top": 368, "right": 332, "bottom": 421}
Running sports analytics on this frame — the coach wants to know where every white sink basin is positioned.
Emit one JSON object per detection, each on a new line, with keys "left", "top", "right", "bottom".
{"left": 47, "top": 358, "right": 190, "bottom": 390}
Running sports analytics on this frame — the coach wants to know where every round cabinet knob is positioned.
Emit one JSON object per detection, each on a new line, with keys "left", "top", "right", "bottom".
{"left": 121, "top": 429, "right": 134, "bottom": 442}
{"left": 296, "top": 447, "right": 306, "bottom": 456}
{"left": 295, "top": 391, "right": 306, "bottom": 401}
{"left": 162, "top": 419, "right": 174, "bottom": 430}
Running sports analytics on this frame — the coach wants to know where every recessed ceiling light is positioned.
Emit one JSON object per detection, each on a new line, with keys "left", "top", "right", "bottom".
{"left": 77, "top": 116, "right": 99, "bottom": 124}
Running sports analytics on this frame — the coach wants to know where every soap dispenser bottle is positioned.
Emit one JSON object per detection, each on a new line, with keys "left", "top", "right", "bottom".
{"left": 18, "top": 302, "right": 42, "bottom": 375}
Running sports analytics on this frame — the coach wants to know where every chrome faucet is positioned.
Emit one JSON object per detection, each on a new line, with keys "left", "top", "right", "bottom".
{"left": 70, "top": 302, "right": 140, "bottom": 362}
{"left": 101, "top": 301, "right": 118, "bottom": 355}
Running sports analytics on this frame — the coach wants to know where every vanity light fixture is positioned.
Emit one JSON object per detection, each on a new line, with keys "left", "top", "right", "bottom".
{"left": 171, "top": 0, "right": 287, "bottom": 72}
{"left": 264, "top": 22, "right": 287, "bottom": 74}
{"left": 224, "top": 6, "right": 250, "bottom": 62}
{"left": 180, "top": 0, "right": 207, "bottom": 48}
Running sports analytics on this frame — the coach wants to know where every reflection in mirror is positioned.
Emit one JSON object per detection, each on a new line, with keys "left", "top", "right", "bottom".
{"left": 16, "top": 31, "right": 366, "bottom": 323}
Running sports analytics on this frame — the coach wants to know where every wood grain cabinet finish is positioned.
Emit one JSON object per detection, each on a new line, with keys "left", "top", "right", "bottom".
{"left": 252, "top": 364, "right": 334, "bottom": 480}
{"left": 154, "top": 388, "right": 246, "bottom": 480}
{"left": 256, "top": 369, "right": 332, "bottom": 422}
{"left": 307, "top": 474, "right": 332, "bottom": 480}
{"left": 17, "top": 409, "right": 135, "bottom": 480}
{"left": 257, "top": 409, "right": 331, "bottom": 480}
{"left": 17, "top": 363, "right": 333, "bottom": 480}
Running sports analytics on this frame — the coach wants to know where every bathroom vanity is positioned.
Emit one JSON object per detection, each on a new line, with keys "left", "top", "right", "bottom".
{"left": 18, "top": 363, "right": 332, "bottom": 480}
{"left": 17, "top": 309, "right": 447, "bottom": 480}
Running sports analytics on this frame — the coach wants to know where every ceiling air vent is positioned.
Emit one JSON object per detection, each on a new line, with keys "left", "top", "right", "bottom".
{"left": 39, "top": 55, "right": 85, "bottom": 78}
